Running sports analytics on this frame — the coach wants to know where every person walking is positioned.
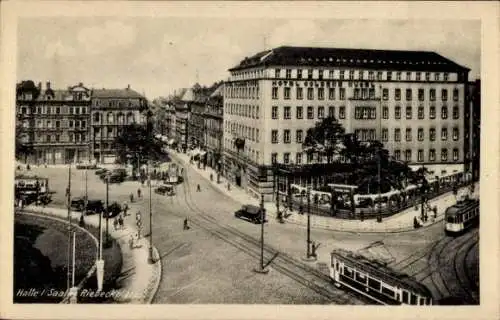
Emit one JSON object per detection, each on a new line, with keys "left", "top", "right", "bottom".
{"left": 183, "top": 218, "right": 190, "bottom": 230}
{"left": 130, "top": 193, "right": 134, "bottom": 203}
{"left": 196, "top": 184, "right": 201, "bottom": 192}
{"left": 118, "top": 214, "right": 124, "bottom": 229}
{"left": 137, "top": 188, "right": 142, "bottom": 199}
{"left": 123, "top": 202, "right": 129, "bottom": 216}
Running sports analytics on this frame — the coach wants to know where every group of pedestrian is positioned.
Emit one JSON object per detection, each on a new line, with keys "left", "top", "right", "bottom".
{"left": 113, "top": 214, "right": 125, "bottom": 230}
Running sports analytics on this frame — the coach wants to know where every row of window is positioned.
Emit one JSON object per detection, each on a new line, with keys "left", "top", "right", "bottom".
{"left": 223, "top": 138, "right": 260, "bottom": 163}
{"left": 33, "top": 119, "right": 87, "bottom": 129}
{"left": 225, "top": 103, "right": 260, "bottom": 118}
{"left": 225, "top": 122, "right": 260, "bottom": 143}
{"left": 364, "top": 127, "right": 460, "bottom": 142}
{"left": 93, "top": 99, "right": 144, "bottom": 108}
{"left": 274, "top": 68, "right": 452, "bottom": 82}
{"left": 272, "top": 87, "right": 347, "bottom": 100}
{"left": 384, "top": 88, "right": 459, "bottom": 102}
{"left": 225, "top": 86, "right": 260, "bottom": 100}
{"left": 92, "top": 112, "right": 136, "bottom": 124}
{"left": 37, "top": 133, "right": 87, "bottom": 143}
{"left": 19, "top": 106, "right": 88, "bottom": 115}
{"left": 384, "top": 105, "right": 459, "bottom": 120}
{"left": 271, "top": 105, "right": 346, "bottom": 120}
{"left": 269, "top": 148, "right": 460, "bottom": 165}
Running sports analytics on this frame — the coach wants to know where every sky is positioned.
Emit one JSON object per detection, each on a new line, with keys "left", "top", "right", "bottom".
{"left": 17, "top": 17, "right": 480, "bottom": 100}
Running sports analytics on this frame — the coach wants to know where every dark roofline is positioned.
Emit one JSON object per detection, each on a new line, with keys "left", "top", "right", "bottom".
{"left": 229, "top": 46, "right": 470, "bottom": 73}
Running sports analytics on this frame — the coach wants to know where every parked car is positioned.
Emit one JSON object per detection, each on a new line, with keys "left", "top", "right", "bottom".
{"left": 95, "top": 168, "right": 108, "bottom": 176}
{"left": 154, "top": 184, "right": 175, "bottom": 196}
{"left": 234, "top": 204, "right": 267, "bottom": 224}
{"left": 70, "top": 197, "right": 105, "bottom": 214}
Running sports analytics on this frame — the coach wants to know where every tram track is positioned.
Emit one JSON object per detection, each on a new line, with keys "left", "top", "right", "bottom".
{"left": 452, "top": 231, "right": 479, "bottom": 304}
{"left": 171, "top": 167, "right": 369, "bottom": 305}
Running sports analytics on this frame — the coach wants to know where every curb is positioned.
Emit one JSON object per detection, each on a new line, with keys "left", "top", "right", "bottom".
{"left": 16, "top": 210, "right": 99, "bottom": 303}
{"left": 145, "top": 246, "right": 162, "bottom": 304}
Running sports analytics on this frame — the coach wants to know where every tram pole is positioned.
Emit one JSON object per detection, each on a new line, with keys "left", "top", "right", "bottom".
{"left": 253, "top": 194, "right": 269, "bottom": 274}
{"left": 302, "top": 186, "right": 316, "bottom": 261}
{"left": 66, "top": 164, "right": 72, "bottom": 292}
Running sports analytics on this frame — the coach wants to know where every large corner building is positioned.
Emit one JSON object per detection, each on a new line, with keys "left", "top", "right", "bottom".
{"left": 223, "top": 46, "right": 470, "bottom": 201}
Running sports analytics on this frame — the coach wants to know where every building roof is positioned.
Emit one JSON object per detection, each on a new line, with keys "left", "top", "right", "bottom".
{"left": 210, "top": 83, "right": 224, "bottom": 97}
{"left": 180, "top": 88, "right": 195, "bottom": 102}
{"left": 92, "top": 88, "right": 145, "bottom": 99}
{"left": 229, "top": 46, "right": 469, "bottom": 73}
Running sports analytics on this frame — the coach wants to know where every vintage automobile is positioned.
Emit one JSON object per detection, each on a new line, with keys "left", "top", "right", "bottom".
{"left": 234, "top": 204, "right": 267, "bottom": 224}
{"left": 154, "top": 184, "right": 175, "bottom": 196}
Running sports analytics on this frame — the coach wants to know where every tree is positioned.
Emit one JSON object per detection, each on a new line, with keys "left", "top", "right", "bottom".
{"left": 302, "top": 116, "right": 345, "bottom": 163}
{"left": 112, "top": 122, "right": 169, "bottom": 168}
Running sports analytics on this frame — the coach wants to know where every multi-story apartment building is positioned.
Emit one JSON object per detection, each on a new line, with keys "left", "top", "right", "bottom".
{"left": 90, "top": 86, "right": 147, "bottom": 164}
{"left": 189, "top": 94, "right": 209, "bottom": 150}
{"left": 465, "top": 79, "right": 480, "bottom": 182}
{"left": 16, "top": 81, "right": 92, "bottom": 164}
{"left": 223, "top": 46, "right": 469, "bottom": 200}
{"left": 175, "top": 88, "right": 194, "bottom": 153}
{"left": 204, "top": 84, "right": 224, "bottom": 171}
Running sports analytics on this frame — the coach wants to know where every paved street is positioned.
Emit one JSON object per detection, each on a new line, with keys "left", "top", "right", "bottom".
{"left": 20, "top": 160, "right": 479, "bottom": 304}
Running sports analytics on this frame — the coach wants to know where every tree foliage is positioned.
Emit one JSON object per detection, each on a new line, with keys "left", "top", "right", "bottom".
{"left": 303, "top": 116, "right": 345, "bottom": 163}
{"left": 112, "top": 122, "right": 169, "bottom": 167}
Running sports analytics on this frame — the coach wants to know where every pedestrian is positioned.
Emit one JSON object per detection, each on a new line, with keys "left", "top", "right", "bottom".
{"left": 183, "top": 218, "right": 190, "bottom": 230}
{"left": 210, "top": 173, "right": 213, "bottom": 181}
{"left": 65, "top": 187, "right": 70, "bottom": 197}
{"left": 130, "top": 193, "right": 134, "bottom": 203}
{"left": 123, "top": 202, "right": 128, "bottom": 216}
{"left": 118, "top": 214, "right": 124, "bottom": 229}
{"left": 137, "top": 188, "right": 141, "bottom": 199}
{"left": 197, "top": 184, "right": 201, "bottom": 192}
{"left": 113, "top": 217, "right": 118, "bottom": 230}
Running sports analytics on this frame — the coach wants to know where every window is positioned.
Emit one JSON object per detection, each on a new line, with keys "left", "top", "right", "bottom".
{"left": 382, "top": 128, "right": 388, "bottom": 141}
{"left": 406, "top": 72, "right": 411, "bottom": 81}
{"left": 307, "top": 69, "right": 313, "bottom": 79}
{"left": 358, "top": 70, "right": 364, "bottom": 80}
{"left": 396, "top": 72, "right": 402, "bottom": 80}
{"left": 271, "top": 130, "right": 278, "bottom": 143}
{"left": 307, "top": 152, "right": 313, "bottom": 163}
{"left": 395, "top": 88, "right": 401, "bottom": 101}
{"left": 406, "top": 128, "right": 412, "bottom": 141}
{"left": 256, "top": 129, "right": 260, "bottom": 142}
{"left": 387, "top": 72, "right": 392, "bottom": 81}
{"left": 75, "top": 107, "right": 80, "bottom": 115}
{"left": 441, "top": 89, "right": 448, "bottom": 101}
{"left": 444, "top": 73, "right": 449, "bottom": 81}
{"left": 349, "top": 70, "right": 354, "bottom": 80}
{"left": 418, "top": 149, "right": 424, "bottom": 162}
{"left": 328, "top": 106, "right": 335, "bottom": 118}
{"left": 82, "top": 107, "right": 86, "bottom": 114}
{"left": 69, "top": 120, "right": 74, "bottom": 128}
{"left": 430, "top": 128, "right": 436, "bottom": 141}
{"left": 297, "top": 69, "right": 303, "bottom": 79}
{"left": 272, "top": 87, "right": 278, "bottom": 99}
{"left": 369, "top": 88, "right": 375, "bottom": 99}
{"left": 405, "top": 149, "right": 412, "bottom": 162}
{"left": 286, "top": 69, "right": 291, "bottom": 79}
{"left": 284, "top": 87, "right": 291, "bottom": 100}
{"left": 441, "top": 127, "right": 448, "bottom": 140}
{"left": 55, "top": 135, "right": 60, "bottom": 142}
{"left": 368, "top": 71, "right": 374, "bottom": 80}
{"left": 81, "top": 134, "right": 86, "bottom": 142}
{"left": 328, "top": 70, "right": 334, "bottom": 79}
{"left": 296, "top": 152, "right": 302, "bottom": 164}
{"left": 328, "top": 88, "right": 335, "bottom": 100}
{"left": 453, "top": 88, "right": 459, "bottom": 101}
{"left": 307, "top": 106, "right": 314, "bottom": 119}
{"left": 453, "top": 127, "right": 459, "bottom": 140}
{"left": 417, "top": 89, "right": 424, "bottom": 102}
{"left": 382, "top": 106, "right": 389, "bottom": 119}
{"left": 382, "top": 88, "right": 389, "bottom": 100}
{"left": 453, "top": 106, "right": 459, "bottom": 119}
{"left": 307, "top": 88, "right": 314, "bottom": 100}
{"left": 339, "top": 70, "right": 345, "bottom": 80}
{"left": 318, "top": 70, "right": 323, "bottom": 80}
{"left": 318, "top": 88, "right": 324, "bottom": 100}
{"left": 275, "top": 68, "right": 281, "bottom": 78}
{"left": 339, "top": 88, "right": 346, "bottom": 100}
{"left": 377, "top": 71, "right": 382, "bottom": 80}
{"left": 54, "top": 120, "right": 60, "bottom": 129}
{"left": 354, "top": 88, "right": 360, "bottom": 99}
{"left": 46, "top": 135, "right": 51, "bottom": 142}
{"left": 430, "top": 89, "right": 436, "bottom": 101}
{"left": 296, "top": 130, "right": 303, "bottom": 143}
{"left": 406, "top": 89, "right": 412, "bottom": 101}
{"left": 55, "top": 107, "right": 61, "bottom": 114}
{"left": 429, "top": 149, "right": 436, "bottom": 161}
{"left": 296, "top": 87, "right": 303, "bottom": 100}
{"left": 441, "top": 148, "right": 448, "bottom": 161}
{"left": 318, "top": 106, "right": 325, "bottom": 119}
{"left": 395, "top": 106, "right": 401, "bottom": 119}
{"left": 430, "top": 106, "right": 436, "bottom": 119}
{"left": 339, "top": 106, "right": 345, "bottom": 119}
{"left": 272, "top": 106, "right": 278, "bottom": 119}
{"left": 395, "top": 128, "right": 401, "bottom": 141}
{"left": 418, "top": 106, "right": 424, "bottom": 119}
{"left": 46, "top": 107, "right": 51, "bottom": 115}
{"left": 69, "top": 107, "right": 73, "bottom": 114}
{"left": 425, "top": 72, "right": 430, "bottom": 81}
{"left": 284, "top": 130, "right": 291, "bottom": 143}
{"left": 296, "top": 106, "right": 303, "bottom": 119}
{"left": 256, "top": 106, "right": 260, "bottom": 118}
{"left": 453, "top": 148, "right": 459, "bottom": 161}
{"left": 284, "top": 106, "right": 291, "bottom": 119}
{"left": 435, "top": 73, "right": 440, "bottom": 81}
{"left": 283, "top": 152, "right": 290, "bottom": 164}
{"left": 418, "top": 128, "right": 424, "bottom": 141}
{"left": 441, "top": 106, "right": 448, "bottom": 119}
{"left": 406, "top": 106, "right": 412, "bottom": 119}
{"left": 416, "top": 72, "right": 421, "bottom": 81}
{"left": 394, "top": 149, "right": 401, "bottom": 160}
{"left": 271, "top": 153, "right": 277, "bottom": 164}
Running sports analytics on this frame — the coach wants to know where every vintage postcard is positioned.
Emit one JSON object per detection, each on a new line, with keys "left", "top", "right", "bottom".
{"left": 1, "top": 1, "right": 499, "bottom": 320}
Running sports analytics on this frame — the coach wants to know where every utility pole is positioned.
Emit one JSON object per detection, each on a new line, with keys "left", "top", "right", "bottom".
{"left": 69, "top": 231, "right": 78, "bottom": 303}
{"left": 66, "top": 164, "right": 72, "bottom": 292}
{"left": 303, "top": 186, "right": 316, "bottom": 261}
{"left": 377, "top": 85, "right": 383, "bottom": 223}
{"left": 254, "top": 194, "right": 269, "bottom": 274}
{"left": 105, "top": 174, "right": 110, "bottom": 247}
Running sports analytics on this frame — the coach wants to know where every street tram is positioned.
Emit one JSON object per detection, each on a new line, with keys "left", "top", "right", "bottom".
{"left": 444, "top": 198, "right": 479, "bottom": 235}
{"left": 330, "top": 249, "right": 433, "bottom": 305}
{"left": 15, "top": 175, "right": 51, "bottom": 205}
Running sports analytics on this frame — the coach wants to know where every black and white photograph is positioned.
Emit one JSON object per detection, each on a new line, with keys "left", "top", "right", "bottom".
{"left": 1, "top": 1, "right": 498, "bottom": 320}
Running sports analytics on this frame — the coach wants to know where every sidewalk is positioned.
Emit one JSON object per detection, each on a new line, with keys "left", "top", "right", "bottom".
{"left": 170, "top": 150, "right": 479, "bottom": 233}
{"left": 21, "top": 204, "right": 161, "bottom": 304}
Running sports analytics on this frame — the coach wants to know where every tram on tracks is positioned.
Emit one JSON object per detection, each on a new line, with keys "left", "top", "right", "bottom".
{"left": 444, "top": 198, "right": 479, "bottom": 236}
{"left": 330, "top": 249, "right": 433, "bottom": 305}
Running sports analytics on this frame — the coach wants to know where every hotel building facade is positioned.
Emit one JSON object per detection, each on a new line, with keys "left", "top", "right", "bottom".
{"left": 223, "top": 46, "right": 470, "bottom": 201}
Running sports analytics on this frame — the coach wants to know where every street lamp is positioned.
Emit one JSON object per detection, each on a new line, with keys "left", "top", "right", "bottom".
{"left": 253, "top": 194, "right": 269, "bottom": 274}
{"left": 148, "top": 159, "right": 155, "bottom": 264}
{"left": 104, "top": 174, "right": 111, "bottom": 248}
{"left": 302, "top": 186, "right": 317, "bottom": 261}
{"left": 66, "top": 164, "right": 72, "bottom": 292}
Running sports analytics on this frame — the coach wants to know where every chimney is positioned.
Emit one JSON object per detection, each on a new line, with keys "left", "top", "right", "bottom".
{"left": 46, "top": 81, "right": 51, "bottom": 90}
{"left": 37, "top": 82, "right": 42, "bottom": 91}
{"left": 79, "top": 82, "right": 83, "bottom": 87}
{"left": 127, "top": 84, "right": 130, "bottom": 90}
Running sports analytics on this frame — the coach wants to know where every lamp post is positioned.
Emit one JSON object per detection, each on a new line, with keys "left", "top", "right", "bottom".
{"left": 302, "top": 186, "right": 316, "bottom": 261}
{"left": 254, "top": 194, "right": 269, "bottom": 274}
{"left": 66, "top": 164, "right": 72, "bottom": 292}
{"left": 148, "top": 159, "right": 155, "bottom": 264}
{"left": 376, "top": 85, "right": 383, "bottom": 223}
{"left": 104, "top": 174, "right": 110, "bottom": 248}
